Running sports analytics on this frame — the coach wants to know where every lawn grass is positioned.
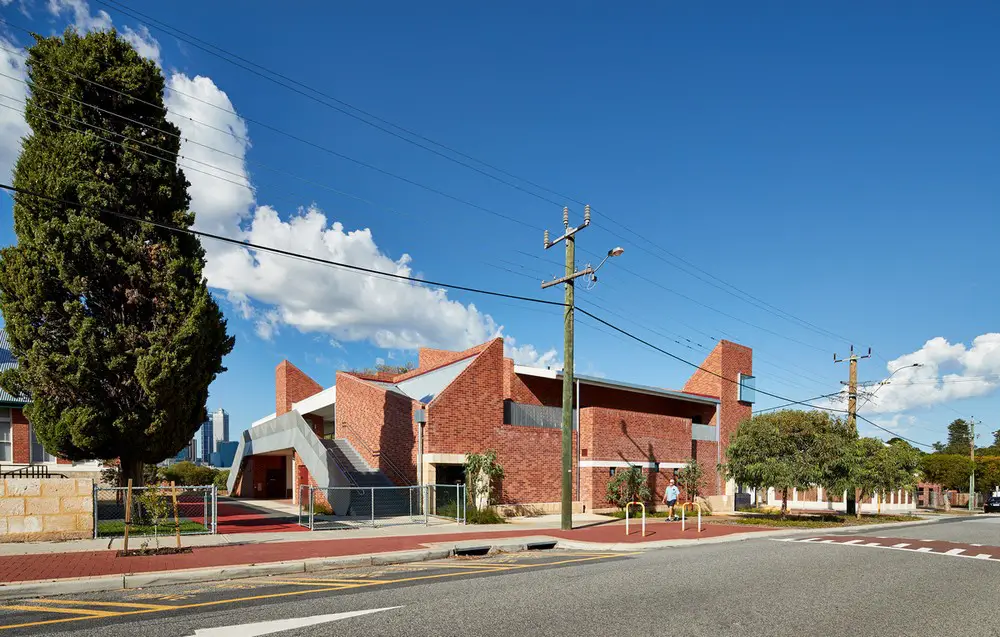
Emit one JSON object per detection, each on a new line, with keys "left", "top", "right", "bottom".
{"left": 715, "top": 513, "right": 922, "bottom": 528}
{"left": 97, "top": 520, "right": 208, "bottom": 536}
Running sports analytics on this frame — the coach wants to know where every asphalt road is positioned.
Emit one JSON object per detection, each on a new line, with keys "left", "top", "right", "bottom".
{"left": 3, "top": 515, "right": 998, "bottom": 637}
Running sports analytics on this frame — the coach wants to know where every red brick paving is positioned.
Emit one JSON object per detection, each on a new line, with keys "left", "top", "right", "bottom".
{"left": 205, "top": 503, "right": 307, "bottom": 534}
{"left": 0, "top": 520, "right": 766, "bottom": 584}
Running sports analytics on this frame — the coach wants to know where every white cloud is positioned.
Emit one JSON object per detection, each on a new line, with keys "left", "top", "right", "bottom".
{"left": 0, "top": 37, "right": 29, "bottom": 181}
{"left": 46, "top": 0, "right": 112, "bottom": 31}
{"left": 374, "top": 357, "right": 385, "bottom": 367}
{"left": 503, "top": 335, "right": 559, "bottom": 369}
{"left": 859, "top": 333, "right": 1000, "bottom": 413}
{"left": 121, "top": 24, "right": 160, "bottom": 67}
{"left": 162, "top": 73, "right": 555, "bottom": 360}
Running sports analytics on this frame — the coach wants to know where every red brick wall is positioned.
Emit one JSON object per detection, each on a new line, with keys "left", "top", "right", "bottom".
{"left": 582, "top": 406, "right": 691, "bottom": 465}
{"left": 418, "top": 342, "right": 491, "bottom": 373}
{"left": 12, "top": 408, "right": 29, "bottom": 464}
{"left": 335, "top": 372, "right": 419, "bottom": 485}
{"left": 494, "top": 425, "right": 577, "bottom": 504}
{"left": 275, "top": 360, "right": 324, "bottom": 416}
{"left": 683, "top": 340, "right": 753, "bottom": 474}
{"left": 426, "top": 338, "right": 504, "bottom": 456}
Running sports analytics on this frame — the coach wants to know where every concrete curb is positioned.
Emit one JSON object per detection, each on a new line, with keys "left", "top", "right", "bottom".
{"left": 0, "top": 540, "right": 535, "bottom": 601}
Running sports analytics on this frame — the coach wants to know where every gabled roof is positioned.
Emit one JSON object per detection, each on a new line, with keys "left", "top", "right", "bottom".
{"left": 0, "top": 328, "right": 28, "bottom": 406}
{"left": 513, "top": 365, "right": 720, "bottom": 406}
{"left": 369, "top": 354, "right": 477, "bottom": 404}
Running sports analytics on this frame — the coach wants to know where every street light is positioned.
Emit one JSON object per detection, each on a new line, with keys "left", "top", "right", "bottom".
{"left": 589, "top": 247, "right": 624, "bottom": 283}
{"left": 858, "top": 362, "right": 922, "bottom": 409}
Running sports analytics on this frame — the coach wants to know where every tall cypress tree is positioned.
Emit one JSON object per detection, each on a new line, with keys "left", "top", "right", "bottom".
{"left": 0, "top": 29, "right": 234, "bottom": 485}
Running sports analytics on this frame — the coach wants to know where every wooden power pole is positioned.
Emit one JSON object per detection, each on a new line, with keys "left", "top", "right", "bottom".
{"left": 835, "top": 345, "right": 871, "bottom": 515}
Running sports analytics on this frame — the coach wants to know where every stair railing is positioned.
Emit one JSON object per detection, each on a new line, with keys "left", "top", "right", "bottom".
{"left": 338, "top": 424, "right": 413, "bottom": 486}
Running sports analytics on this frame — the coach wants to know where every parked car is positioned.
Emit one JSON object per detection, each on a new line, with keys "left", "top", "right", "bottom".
{"left": 985, "top": 497, "right": 1000, "bottom": 513}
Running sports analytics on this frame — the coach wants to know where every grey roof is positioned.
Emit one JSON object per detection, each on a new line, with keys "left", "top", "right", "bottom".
{"left": 0, "top": 328, "right": 28, "bottom": 406}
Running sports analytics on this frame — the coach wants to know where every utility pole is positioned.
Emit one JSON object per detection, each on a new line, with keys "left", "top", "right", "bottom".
{"left": 835, "top": 345, "right": 871, "bottom": 516}
{"left": 541, "top": 205, "right": 623, "bottom": 531}
{"left": 969, "top": 418, "right": 977, "bottom": 512}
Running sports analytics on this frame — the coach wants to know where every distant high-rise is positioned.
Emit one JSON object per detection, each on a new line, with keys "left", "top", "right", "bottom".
{"left": 210, "top": 408, "right": 229, "bottom": 451}
{"left": 199, "top": 418, "right": 212, "bottom": 463}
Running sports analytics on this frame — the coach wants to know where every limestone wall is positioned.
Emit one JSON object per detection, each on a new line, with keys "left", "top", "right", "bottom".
{"left": 0, "top": 478, "right": 93, "bottom": 541}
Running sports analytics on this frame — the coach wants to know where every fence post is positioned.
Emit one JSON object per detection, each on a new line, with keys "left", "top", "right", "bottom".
{"left": 371, "top": 488, "right": 375, "bottom": 528}
{"left": 123, "top": 479, "right": 133, "bottom": 553}
{"left": 211, "top": 485, "right": 218, "bottom": 535}
{"left": 92, "top": 484, "right": 98, "bottom": 539}
{"left": 424, "top": 485, "right": 429, "bottom": 525}
{"left": 309, "top": 487, "right": 315, "bottom": 531}
{"left": 170, "top": 481, "right": 181, "bottom": 547}
{"left": 409, "top": 486, "right": 413, "bottom": 521}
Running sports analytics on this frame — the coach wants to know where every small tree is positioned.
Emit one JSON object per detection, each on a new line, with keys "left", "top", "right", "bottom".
{"left": 465, "top": 449, "right": 505, "bottom": 510}
{"left": 214, "top": 469, "right": 231, "bottom": 493}
{"left": 135, "top": 485, "right": 171, "bottom": 549}
{"left": 975, "top": 456, "right": 1000, "bottom": 497}
{"left": 854, "top": 438, "right": 922, "bottom": 518}
{"left": 605, "top": 466, "right": 651, "bottom": 509}
{"left": 723, "top": 410, "right": 843, "bottom": 516}
{"left": 920, "top": 454, "right": 973, "bottom": 491}
{"left": 675, "top": 459, "right": 704, "bottom": 501}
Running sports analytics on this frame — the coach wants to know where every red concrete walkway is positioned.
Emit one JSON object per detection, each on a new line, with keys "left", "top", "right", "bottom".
{"left": 0, "top": 521, "right": 766, "bottom": 584}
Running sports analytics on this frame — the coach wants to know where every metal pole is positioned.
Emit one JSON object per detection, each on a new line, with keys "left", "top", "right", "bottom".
{"left": 425, "top": 486, "right": 430, "bottom": 525}
{"left": 309, "top": 487, "right": 315, "bottom": 531}
{"left": 212, "top": 485, "right": 217, "bottom": 535}
{"left": 371, "top": 487, "right": 375, "bottom": 527}
{"left": 970, "top": 419, "right": 976, "bottom": 512}
{"left": 92, "top": 484, "right": 98, "bottom": 539}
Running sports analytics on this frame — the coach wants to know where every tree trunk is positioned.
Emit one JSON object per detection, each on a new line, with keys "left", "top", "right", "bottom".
{"left": 855, "top": 488, "right": 863, "bottom": 520}
{"left": 781, "top": 488, "right": 788, "bottom": 518}
{"left": 119, "top": 457, "right": 145, "bottom": 488}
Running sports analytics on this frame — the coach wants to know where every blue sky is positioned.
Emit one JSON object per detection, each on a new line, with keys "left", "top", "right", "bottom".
{"left": 0, "top": 1, "right": 997, "bottom": 448}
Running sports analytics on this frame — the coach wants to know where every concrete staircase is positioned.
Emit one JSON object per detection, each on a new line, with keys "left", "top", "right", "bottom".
{"left": 320, "top": 439, "right": 413, "bottom": 518}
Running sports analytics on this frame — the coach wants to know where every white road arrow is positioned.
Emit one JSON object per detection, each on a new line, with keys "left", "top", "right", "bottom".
{"left": 187, "top": 606, "right": 403, "bottom": 636}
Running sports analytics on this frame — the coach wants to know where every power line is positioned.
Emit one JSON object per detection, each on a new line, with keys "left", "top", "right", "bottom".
{"left": 753, "top": 392, "right": 843, "bottom": 415}
{"left": 1, "top": 182, "right": 932, "bottom": 447}
{"left": 0, "top": 42, "right": 538, "bottom": 230}
{"left": 0, "top": 183, "right": 563, "bottom": 308}
{"left": 49, "top": 7, "right": 877, "bottom": 355}
{"left": 0, "top": 29, "right": 866, "bottom": 362}
{"left": 856, "top": 415, "right": 933, "bottom": 448}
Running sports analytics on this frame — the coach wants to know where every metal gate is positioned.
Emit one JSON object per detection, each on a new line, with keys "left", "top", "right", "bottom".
{"left": 93, "top": 484, "right": 217, "bottom": 538}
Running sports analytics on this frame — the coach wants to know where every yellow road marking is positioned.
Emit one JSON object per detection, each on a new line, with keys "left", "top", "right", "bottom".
{"left": 27, "top": 599, "right": 176, "bottom": 610}
{"left": 259, "top": 580, "right": 356, "bottom": 588}
{"left": 0, "top": 553, "right": 623, "bottom": 631}
{"left": 3, "top": 605, "right": 117, "bottom": 617}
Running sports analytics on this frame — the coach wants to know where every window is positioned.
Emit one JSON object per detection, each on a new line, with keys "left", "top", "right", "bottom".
{"left": 30, "top": 425, "right": 56, "bottom": 463}
{"left": 738, "top": 373, "right": 756, "bottom": 404}
{"left": 0, "top": 408, "right": 10, "bottom": 462}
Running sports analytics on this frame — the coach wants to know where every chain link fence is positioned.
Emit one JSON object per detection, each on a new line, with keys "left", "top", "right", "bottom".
{"left": 93, "top": 484, "right": 217, "bottom": 538}
{"left": 298, "top": 484, "right": 466, "bottom": 530}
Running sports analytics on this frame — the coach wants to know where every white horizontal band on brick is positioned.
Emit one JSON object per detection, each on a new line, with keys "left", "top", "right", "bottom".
{"left": 578, "top": 460, "right": 687, "bottom": 470}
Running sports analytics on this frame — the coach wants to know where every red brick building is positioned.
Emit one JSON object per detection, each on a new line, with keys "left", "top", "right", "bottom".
{"left": 228, "top": 337, "right": 755, "bottom": 512}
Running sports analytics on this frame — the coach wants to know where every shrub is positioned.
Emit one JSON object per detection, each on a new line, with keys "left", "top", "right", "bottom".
{"left": 161, "top": 461, "right": 219, "bottom": 486}
{"left": 606, "top": 466, "right": 651, "bottom": 509}
{"left": 466, "top": 507, "right": 505, "bottom": 524}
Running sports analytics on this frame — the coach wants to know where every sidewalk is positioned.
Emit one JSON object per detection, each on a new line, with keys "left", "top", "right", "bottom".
{"left": 0, "top": 516, "right": 765, "bottom": 585}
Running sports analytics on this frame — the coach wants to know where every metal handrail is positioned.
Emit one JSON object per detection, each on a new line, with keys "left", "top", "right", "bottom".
{"left": 0, "top": 464, "right": 66, "bottom": 478}
{"left": 338, "top": 424, "right": 412, "bottom": 486}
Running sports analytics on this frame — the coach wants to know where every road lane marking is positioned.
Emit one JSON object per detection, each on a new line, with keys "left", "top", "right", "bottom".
{"left": 26, "top": 599, "right": 176, "bottom": 610}
{"left": 185, "top": 606, "right": 402, "bottom": 636}
{"left": 864, "top": 542, "right": 881, "bottom": 547}
{"left": 916, "top": 547, "right": 933, "bottom": 552}
{"left": 820, "top": 540, "right": 835, "bottom": 543}
{"left": 944, "top": 549, "right": 966, "bottom": 555}
{"left": 971, "top": 543, "right": 983, "bottom": 547}
{"left": 891, "top": 543, "right": 910, "bottom": 548}
{"left": 0, "top": 552, "right": 624, "bottom": 632}
{"left": 3, "top": 605, "right": 117, "bottom": 617}
{"left": 843, "top": 540, "right": 864, "bottom": 545}
{"left": 800, "top": 538, "right": 821, "bottom": 542}
{"left": 974, "top": 554, "right": 993, "bottom": 559}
